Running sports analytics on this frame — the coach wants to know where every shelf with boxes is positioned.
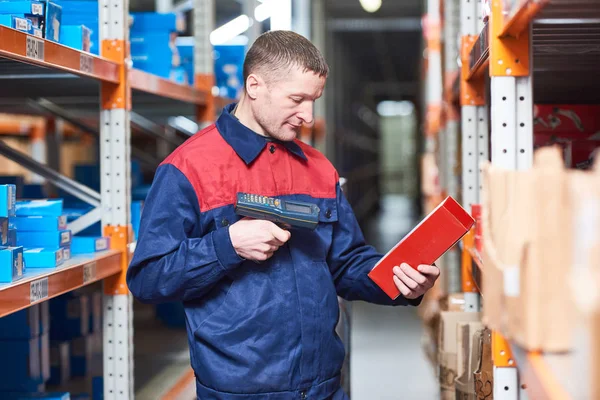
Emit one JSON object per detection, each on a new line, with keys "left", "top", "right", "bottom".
{"left": 426, "top": 0, "right": 600, "bottom": 398}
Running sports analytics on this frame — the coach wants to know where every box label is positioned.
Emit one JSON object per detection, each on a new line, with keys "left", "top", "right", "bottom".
{"left": 30, "top": 277, "right": 49, "bottom": 303}
{"left": 31, "top": 3, "right": 44, "bottom": 15}
{"left": 56, "top": 248, "right": 63, "bottom": 264}
{"left": 80, "top": 54, "right": 94, "bottom": 74}
{"left": 60, "top": 231, "right": 70, "bottom": 245}
{"left": 26, "top": 36, "right": 45, "bottom": 61}
{"left": 63, "top": 247, "right": 71, "bottom": 260}
{"left": 14, "top": 17, "right": 29, "bottom": 32}
{"left": 96, "top": 238, "right": 108, "bottom": 251}
{"left": 58, "top": 216, "right": 67, "bottom": 230}
{"left": 16, "top": 251, "right": 23, "bottom": 276}
{"left": 33, "top": 28, "right": 43, "bottom": 38}
{"left": 83, "top": 261, "right": 97, "bottom": 284}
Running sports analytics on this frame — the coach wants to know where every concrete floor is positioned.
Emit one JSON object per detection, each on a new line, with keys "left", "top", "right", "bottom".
{"left": 350, "top": 195, "right": 439, "bottom": 400}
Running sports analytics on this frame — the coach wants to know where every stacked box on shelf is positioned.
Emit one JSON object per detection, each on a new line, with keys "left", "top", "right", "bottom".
{"left": 130, "top": 12, "right": 179, "bottom": 80}
{"left": 0, "top": 14, "right": 38, "bottom": 35}
{"left": 0, "top": 185, "right": 24, "bottom": 283}
{"left": 176, "top": 38, "right": 194, "bottom": 86}
{"left": 13, "top": 200, "right": 70, "bottom": 269}
{"left": 0, "top": 0, "right": 62, "bottom": 41}
{"left": 53, "top": 0, "right": 97, "bottom": 54}
{"left": 0, "top": 306, "right": 46, "bottom": 393}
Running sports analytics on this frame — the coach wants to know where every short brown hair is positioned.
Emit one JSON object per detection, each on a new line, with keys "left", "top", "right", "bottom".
{"left": 243, "top": 30, "right": 329, "bottom": 85}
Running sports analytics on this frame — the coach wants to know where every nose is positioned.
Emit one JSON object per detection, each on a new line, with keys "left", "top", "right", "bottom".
{"left": 297, "top": 102, "right": 314, "bottom": 126}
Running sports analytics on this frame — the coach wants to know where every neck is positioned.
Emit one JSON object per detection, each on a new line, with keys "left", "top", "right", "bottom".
{"left": 233, "top": 94, "right": 268, "bottom": 137}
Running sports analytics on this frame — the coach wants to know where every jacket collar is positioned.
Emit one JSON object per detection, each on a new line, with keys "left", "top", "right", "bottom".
{"left": 215, "top": 103, "right": 307, "bottom": 165}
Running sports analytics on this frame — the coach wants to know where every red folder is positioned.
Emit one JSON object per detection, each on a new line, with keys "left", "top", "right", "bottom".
{"left": 368, "top": 196, "right": 475, "bottom": 300}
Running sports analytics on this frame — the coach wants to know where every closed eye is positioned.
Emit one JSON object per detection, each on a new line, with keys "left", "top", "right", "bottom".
{"left": 291, "top": 97, "right": 303, "bottom": 104}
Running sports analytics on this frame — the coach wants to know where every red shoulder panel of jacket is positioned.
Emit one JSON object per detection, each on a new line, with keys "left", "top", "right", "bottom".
{"left": 161, "top": 127, "right": 338, "bottom": 212}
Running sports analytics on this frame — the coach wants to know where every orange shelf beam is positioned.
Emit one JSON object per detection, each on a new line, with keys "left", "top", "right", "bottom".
{"left": 0, "top": 26, "right": 119, "bottom": 83}
{"left": 130, "top": 69, "right": 208, "bottom": 105}
{"left": 500, "top": 0, "right": 550, "bottom": 39}
{"left": 0, "top": 250, "right": 122, "bottom": 318}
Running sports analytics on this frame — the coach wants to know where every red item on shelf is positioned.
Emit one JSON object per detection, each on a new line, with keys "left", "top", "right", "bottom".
{"left": 368, "top": 196, "right": 475, "bottom": 300}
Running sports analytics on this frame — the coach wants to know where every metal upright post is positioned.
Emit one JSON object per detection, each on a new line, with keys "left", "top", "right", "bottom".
{"left": 99, "top": 0, "right": 134, "bottom": 398}
{"left": 443, "top": 0, "right": 462, "bottom": 294}
{"left": 459, "top": 0, "right": 486, "bottom": 312}
{"left": 194, "top": 0, "right": 215, "bottom": 126}
{"left": 489, "top": 0, "right": 533, "bottom": 397}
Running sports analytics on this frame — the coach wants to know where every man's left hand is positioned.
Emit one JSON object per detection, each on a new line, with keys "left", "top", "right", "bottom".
{"left": 392, "top": 263, "right": 440, "bottom": 300}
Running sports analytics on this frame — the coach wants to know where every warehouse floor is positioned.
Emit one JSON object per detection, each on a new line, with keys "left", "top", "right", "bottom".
{"left": 351, "top": 195, "right": 439, "bottom": 399}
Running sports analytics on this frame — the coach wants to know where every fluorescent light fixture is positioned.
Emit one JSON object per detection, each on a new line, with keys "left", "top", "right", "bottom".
{"left": 377, "top": 101, "right": 415, "bottom": 117}
{"left": 255, "top": 0, "right": 274, "bottom": 22}
{"left": 210, "top": 15, "right": 251, "bottom": 45}
{"left": 270, "top": 0, "right": 292, "bottom": 31}
{"left": 359, "top": 0, "right": 382, "bottom": 13}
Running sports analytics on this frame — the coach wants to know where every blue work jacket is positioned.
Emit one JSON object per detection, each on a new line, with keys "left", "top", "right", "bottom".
{"left": 127, "top": 104, "right": 420, "bottom": 399}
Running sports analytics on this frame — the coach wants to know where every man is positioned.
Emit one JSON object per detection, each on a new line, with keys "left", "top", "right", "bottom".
{"left": 127, "top": 31, "right": 440, "bottom": 399}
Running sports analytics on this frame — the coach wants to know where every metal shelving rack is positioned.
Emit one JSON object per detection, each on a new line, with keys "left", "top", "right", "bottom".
{"left": 450, "top": 0, "right": 600, "bottom": 399}
{"left": 0, "top": 0, "right": 217, "bottom": 398}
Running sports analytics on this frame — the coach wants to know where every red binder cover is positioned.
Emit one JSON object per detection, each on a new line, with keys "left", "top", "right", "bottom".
{"left": 368, "top": 196, "right": 475, "bottom": 300}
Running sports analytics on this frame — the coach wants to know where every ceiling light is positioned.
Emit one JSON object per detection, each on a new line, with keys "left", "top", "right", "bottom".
{"left": 210, "top": 15, "right": 251, "bottom": 46}
{"left": 359, "top": 0, "right": 382, "bottom": 13}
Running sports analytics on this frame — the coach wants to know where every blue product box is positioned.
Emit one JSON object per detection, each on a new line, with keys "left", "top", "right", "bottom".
{"left": 131, "top": 201, "right": 143, "bottom": 241}
{"left": 16, "top": 199, "right": 63, "bottom": 217}
{"left": 1, "top": 394, "right": 69, "bottom": 400}
{"left": 170, "top": 66, "right": 188, "bottom": 84}
{"left": 130, "top": 12, "right": 177, "bottom": 32}
{"left": 62, "top": 246, "right": 71, "bottom": 261}
{"left": 71, "top": 236, "right": 109, "bottom": 254}
{"left": 17, "top": 230, "right": 71, "bottom": 248}
{"left": 8, "top": 228, "right": 17, "bottom": 247}
{"left": 70, "top": 335, "right": 92, "bottom": 377}
{"left": 48, "top": 341, "right": 70, "bottom": 386}
{"left": 24, "top": 248, "right": 64, "bottom": 269}
{"left": 0, "top": 304, "right": 40, "bottom": 339}
{"left": 40, "top": 331, "right": 50, "bottom": 381}
{"left": 10, "top": 215, "right": 68, "bottom": 231}
{"left": 1, "top": 217, "right": 8, "bottom": 246}
{"left": 0, "top": 338, "right": 42, "bottom": 390}
{"left": 0, "top": 184, "right": 16, "bottom": 218}
{"left": 92, "top": 376, "right": 103, "bottom": 400}
{"left": 214, "top": 44, "right": 245, "bottom": 100}
{"left": 49, "top": 293, "right": 89, "bottom": 340}
{"left": 0, "top": 1, "right": 45, "bottom": 16}
{"left": 0, "top": 14, "right": 32, "bottom": 33}
{"left": 0, "top": 246, "right": 24, "bottom": 283}
{"left": 60, "top": 24, "right": 90, "bottom": 51}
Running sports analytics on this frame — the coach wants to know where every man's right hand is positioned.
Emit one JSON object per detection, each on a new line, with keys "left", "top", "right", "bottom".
{"left": 229, "top": 218, "right": 291, "bottom": 261}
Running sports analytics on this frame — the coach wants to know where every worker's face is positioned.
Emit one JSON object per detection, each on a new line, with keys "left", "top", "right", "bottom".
{"left": 250, "top": 65, "right": 326, "bottom": 141}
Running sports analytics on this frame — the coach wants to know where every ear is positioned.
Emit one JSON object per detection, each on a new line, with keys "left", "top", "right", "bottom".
{"left": 245, "top": 73, "right": 261, "bottom": 100}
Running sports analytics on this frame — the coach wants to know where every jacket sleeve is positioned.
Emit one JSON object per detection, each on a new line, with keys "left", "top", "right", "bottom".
{"left": 327, "top": 184, "right": 422, "bottom": 306}
{"left": 126, "top": 163, "right": 244, "bottom": 304}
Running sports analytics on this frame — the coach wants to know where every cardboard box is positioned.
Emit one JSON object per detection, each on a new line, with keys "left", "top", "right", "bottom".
{"left": 481, "top": 147, "right": 573, "bottom": 351}
{"left": 10, "top": 215, "right": 67, "bottom": 232}
{"left": 438, "top": 311, "right": 481, "bottom": 398}
{"left": 0, "top": 1, "right": 61, "bottom": 41}
{"left": 454, "top": 322, "right": 484, "bottom": 400}
{"left": 0, "top": 184, "right": 16, "bottom": 218}
{"left": 473, "top": 328, "right": 493, "bottom": 400}
{"left": 17, "top": 230, "right": 71, "bottom": 248}
{"left": 15, "top": 200, "right": 63, "bottom": 217}
{"left": 369, "top": 196, "right": 475, "bottom": 299}
{"left": 0, "top": 246, "right": 24, "bottom": 283}
{"left": 24, "top": 248, "right": 64, "bottom": 269}
{"left": 0, "top": 305, "right": 40, "bottom": 339}
{"left": 71, "top": 236, "right": 109, "bottom": 254}
{"left": 48, "top": 341, "right": 70, "bottom": 386}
